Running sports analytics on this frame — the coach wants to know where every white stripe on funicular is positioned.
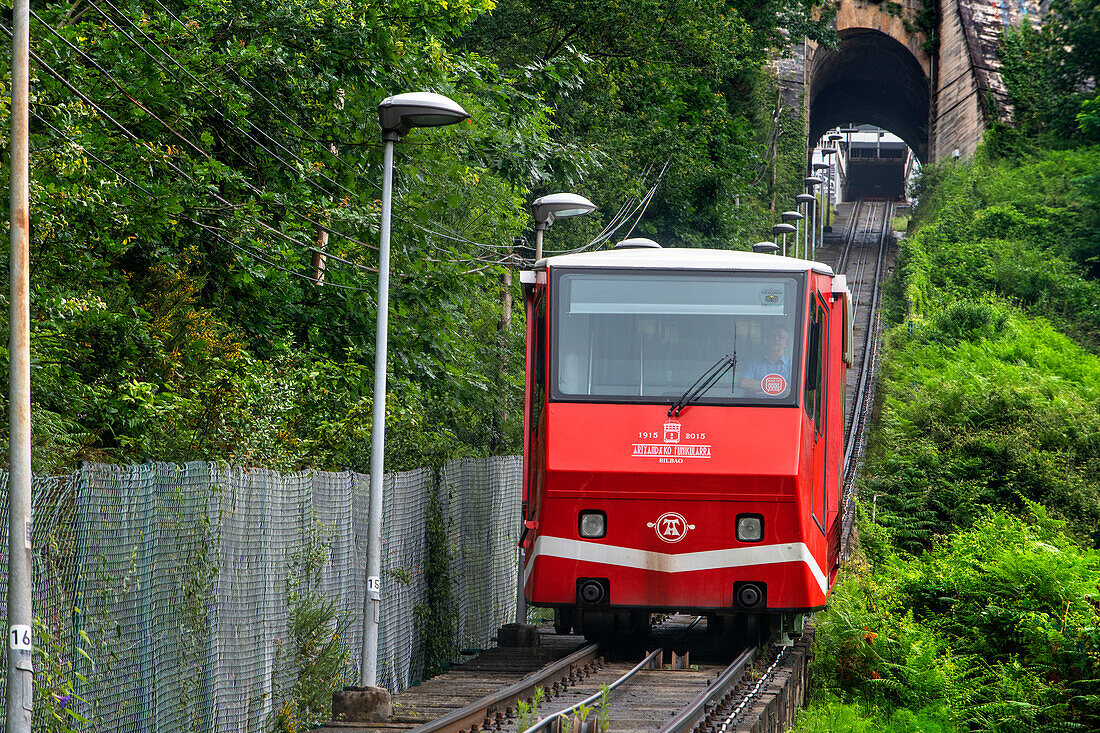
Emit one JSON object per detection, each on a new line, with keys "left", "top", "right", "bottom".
{"left": 523, "top": 536, "right": 827, "bottom": 595}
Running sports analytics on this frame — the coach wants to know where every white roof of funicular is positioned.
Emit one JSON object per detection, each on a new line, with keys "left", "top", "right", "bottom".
{"left": 540, "top": 247, "right": 834, "bottom": 276}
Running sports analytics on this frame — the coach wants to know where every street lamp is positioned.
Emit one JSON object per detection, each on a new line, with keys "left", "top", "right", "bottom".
{"left": 516, "top": 191, "right": 594, "bottom": 626}
{"left": 772, "top": 223, "right": 796, "bottom": 257}
{"left": 795, "top": 193, "right": 815, "bottom": 259}
{"left": 531, "top": 193, "right": 597, "bottom": 260}
{"left": 753, "top": 241, "right": 779, "bottom": 254}
{"left": 365, "top": 92, "right": 469, "bottom": 690}
{"left": 780, "top": 211, "right": 802, "bottom": 256}
{"left": 804, "top": 176, "right": 823, "bottom": 260}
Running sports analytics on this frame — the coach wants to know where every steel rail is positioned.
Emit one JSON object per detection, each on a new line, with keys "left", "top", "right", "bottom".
{"left": 523, "top": 616, "right": 704, "bottom": 733}
{"left": 521, "top": 647, "right": 665, "bottom": 733}
{"left": 654, "top": 645, "right": 756, "bottom": 733}
{"left": 405, "top": 643, "right": 602, "bottom": 733}
{"left": 844, "top": 200, "right": 888, "bottom": 484}
{"left": 835, "top": 197, "right": 864, "bottom": 273}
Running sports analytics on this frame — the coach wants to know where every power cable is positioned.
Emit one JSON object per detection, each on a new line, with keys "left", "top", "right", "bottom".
{"left": 3, "top": 23, "right": 380, "bottom": 279}
{"left": 144, "top": 0, "right": 521, "bottom": 252}
{"left": 33, "top": 4, "right": 512, "bottom": 270}
{"left": 33, "top": 100, "right": 381, "bottom": 290}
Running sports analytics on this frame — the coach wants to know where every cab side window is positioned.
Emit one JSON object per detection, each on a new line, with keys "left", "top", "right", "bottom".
{"left": 803, "top": 297, "right": 827, "bottom": 431}
{"left": 530, "top": 295, "right": 547, "bottom": 423}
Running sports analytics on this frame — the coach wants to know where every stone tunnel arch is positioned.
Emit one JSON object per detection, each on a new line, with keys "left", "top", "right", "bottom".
{"left": 809, "top": 27, "right": 931, "bottom": 162}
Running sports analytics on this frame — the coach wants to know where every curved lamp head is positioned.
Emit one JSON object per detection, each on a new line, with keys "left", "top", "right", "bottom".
{"left": 781, "top": 210, "right": 803, "bottom": 222}
{"left": 378, "top": 92, "right": 469, "bottom": 140}
{"left": 772, "top": 223, "right": 797, "bottom": 236}
{"left": 752, "top": 241, "right": 779, "bottom": 254}
{"left": 828, "top": 133, "right": 843, "bottom": 142}
{"left": 820, "top": 147, "right": 838, "bottom": 156}
{"left": 795, "top": 193, "right": 816, "bottom": 204}
{"left": 532, "top": 193, "right": 596, "bottom": 230}
{"left": 804, "top": 176, "right": 824, "bottom": 188}
{"left": 812, "top": 162, "right": 829, "bottom": 171}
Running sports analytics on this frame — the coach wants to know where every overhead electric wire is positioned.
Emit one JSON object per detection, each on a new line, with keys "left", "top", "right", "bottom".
{"left": 34, "top": 3, "right": 513, "bottom": 272}
{"left": 32, "top": 96, "right": 380, "bottom": 290}
{"left": 28, "top": 8, "right": 381, "bottom": 256}
{"left": 539, "top": 159, "right": 671, "bottom": 256}
{"left": 86, "top": 0, "right": 364, "bottom": 203}
{"left": 194, "top": 221, "right": 377, "bottom": 292}
{"left": 26, "top": 7, "right": 672, "bottom": 273}
{"left": 121, "top": 0, "right": 671, "bottom": 265}
{"left": 2, "top": 22, "right": 382, "bottom": 282}
{"left": 144, "top": 0, "right": 518, "bottom": 253}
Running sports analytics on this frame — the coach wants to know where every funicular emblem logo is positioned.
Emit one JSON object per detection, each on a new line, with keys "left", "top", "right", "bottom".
{"left": 663, "top": 420, "right": 681, "bottom": 444}
{"left": 647, "top": 512, "right": 695, "bottom": 543}
{"left": 761, "top": 373, "right": 787, "bottom": 396}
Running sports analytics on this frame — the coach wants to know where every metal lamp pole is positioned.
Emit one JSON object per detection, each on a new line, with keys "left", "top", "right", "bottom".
{"left": 531, "top": 193, "right": 596, "bottom": 262}
{"left": 517, "top": 193, "right": 595, "bottom": 625}
{"left": 795, "top": 193, "right": 815, "bottom": 259}
{"left": 804, "top": 177, "right": 823, "bottom": 260}
{"left": 772, "top": 223, "right": 795, "bottom": 256}
{"left": 364, "top": 92, "right": 469, "bottom": 689}
{"left": 812, "top": 161, "right": 829, "bottom": 251}
{"left": 780, "top": 211, "right": 802, "bottom": 256}
{"left": 7, "top": 0, "right": 33, "bottom": 728}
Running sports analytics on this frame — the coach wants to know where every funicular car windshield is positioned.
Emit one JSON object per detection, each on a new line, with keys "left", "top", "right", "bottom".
{"left": 551, "top": 268, "right": 805, "bottom": 406}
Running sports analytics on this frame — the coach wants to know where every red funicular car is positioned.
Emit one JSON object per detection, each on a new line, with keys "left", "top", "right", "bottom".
{"left": 519, "top": 241, "right": 852, "bottom": 641}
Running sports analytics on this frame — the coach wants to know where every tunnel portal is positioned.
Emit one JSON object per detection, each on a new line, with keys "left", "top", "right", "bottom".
{"left": 809, "top": 28, "right": 930, "bottom": 163}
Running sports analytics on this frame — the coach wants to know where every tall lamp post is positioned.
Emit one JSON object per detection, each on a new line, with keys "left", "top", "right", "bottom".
{"left": 365, "top": 92, "right": 469, "bottom": 689}
{"left": 780, "top": 211, "right": 803, "bottom": 257}
{"left": 804, "top": 176, "right": 823, "bottom": 260}
{"left": 772, "top": 222, "right": 796, "bottom": 257}
{"left": 517, "top": 192, "right": 594, "bottom": 625}
{"left": 531, "top": 193, "right": 596, "bottom": 261}
{"left": 795, "top": 193, "right": 815, "bottom": 259}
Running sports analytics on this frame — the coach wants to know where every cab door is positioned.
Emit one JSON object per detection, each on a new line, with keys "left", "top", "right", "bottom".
{"left": 804, "top": 294, "right": 829, "bottom": 533}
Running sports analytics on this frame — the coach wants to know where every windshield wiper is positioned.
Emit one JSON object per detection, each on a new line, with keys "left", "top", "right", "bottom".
{"left": 667, "top": 353, "right": 737, "bottom": 417}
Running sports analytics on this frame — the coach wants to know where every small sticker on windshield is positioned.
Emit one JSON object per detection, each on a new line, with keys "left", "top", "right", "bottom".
{"left": 759, "top": 286, "right": 783, "bottom": 306}
{"left": 761, "top": 374, "right": 787, "bottom": 395}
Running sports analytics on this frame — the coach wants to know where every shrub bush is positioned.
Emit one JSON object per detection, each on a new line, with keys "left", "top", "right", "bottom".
{"left": 811, "top": 510, "right": 1100, "bottom": 732}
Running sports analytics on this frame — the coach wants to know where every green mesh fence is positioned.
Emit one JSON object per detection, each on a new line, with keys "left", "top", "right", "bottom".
{"left": 0, "top": 456, "right": 522, "bottom": 732}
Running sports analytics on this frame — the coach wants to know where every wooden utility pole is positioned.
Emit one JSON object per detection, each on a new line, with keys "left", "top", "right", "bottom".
{"left": 312, "top": 90, "right": 345, "bottom": 283}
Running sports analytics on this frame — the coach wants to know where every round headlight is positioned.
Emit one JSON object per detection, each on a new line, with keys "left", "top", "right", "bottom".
{"left": 579, "top": 511, "right": 606, "bottom": 539}
{"left": 736, "top": 514, "right": 764, "bottom": 543}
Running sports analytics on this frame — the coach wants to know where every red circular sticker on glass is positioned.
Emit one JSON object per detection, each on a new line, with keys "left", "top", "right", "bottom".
{"left": 761, "top": 373, "right": 787, "bottom": 395}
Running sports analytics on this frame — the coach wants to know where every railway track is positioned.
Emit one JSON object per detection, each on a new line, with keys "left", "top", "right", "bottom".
{"left": 822, "top": 197, "right": 895, "bottom": 551}
{"left": 321, "top": 617, "right": 811, "bottom": 733}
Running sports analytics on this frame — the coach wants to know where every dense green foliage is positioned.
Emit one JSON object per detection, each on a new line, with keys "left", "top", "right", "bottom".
{"left": 798, "top": 509, "right": 1100, "bottom": 732}
{"left": 799, "top": 155, "right": 1100, "bottom": 729}
{"left": 994, "top": 0, "right": 1100, "bottom": 150}
{"left": 0, "top": 0, "right": 829, "bottom": 473}
{"left": 796, "top": 9, "right": 1100, "bottom": 731}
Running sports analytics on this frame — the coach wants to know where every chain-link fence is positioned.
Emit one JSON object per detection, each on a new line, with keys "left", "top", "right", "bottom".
{"left": 0, "top": 456, "right": 522, "bottom": 732}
